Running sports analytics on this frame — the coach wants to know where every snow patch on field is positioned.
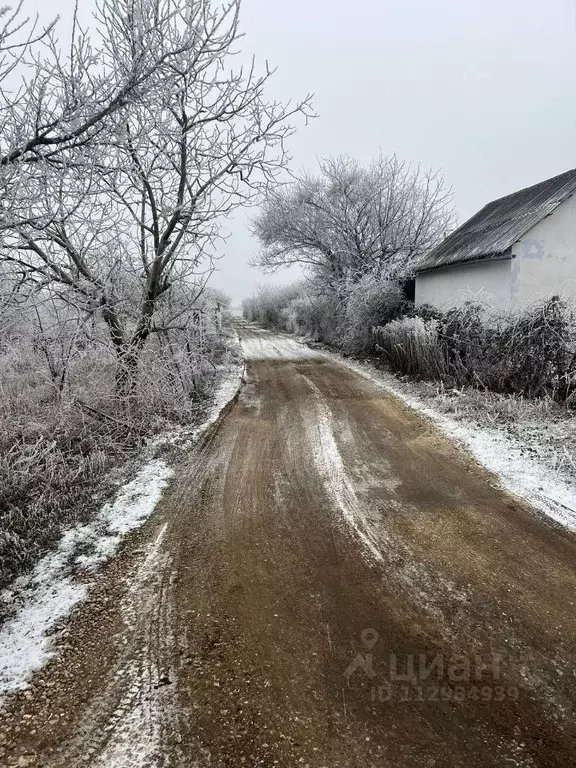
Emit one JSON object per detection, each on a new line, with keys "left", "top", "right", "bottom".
{"left": 326, "top": 353, "right": 576, "bottom": 532}
{"left": 0, "top": 361, "right": 244, "bottom": 700}
{"left": 0, "top": 461, "right": 173, "bottom": 699}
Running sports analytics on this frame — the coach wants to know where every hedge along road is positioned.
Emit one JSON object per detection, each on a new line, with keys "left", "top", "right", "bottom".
{"left": 1, "top": 320, "right": 576, "bottom": 767}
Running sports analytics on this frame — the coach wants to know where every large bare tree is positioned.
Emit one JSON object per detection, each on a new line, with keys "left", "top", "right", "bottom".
{"left": 2, "top": 0, "right": 312, "bottom": 398}
{"left": 253, "top": 155, "right": 456, "bottom": 293}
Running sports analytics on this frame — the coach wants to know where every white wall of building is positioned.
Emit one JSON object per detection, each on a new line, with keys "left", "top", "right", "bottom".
{"left": 416, "top": 193, "right": 576, "bottom": 313}
{"left": 511, "top": 193, "right": 576, "bottom": 311}
{"left": 415, "top": 259, "right": 513, "bottom": 310}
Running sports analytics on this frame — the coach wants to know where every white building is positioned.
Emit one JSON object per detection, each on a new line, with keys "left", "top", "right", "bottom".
{"left": 415, "top": 169, "right": 576, "bottom": 312}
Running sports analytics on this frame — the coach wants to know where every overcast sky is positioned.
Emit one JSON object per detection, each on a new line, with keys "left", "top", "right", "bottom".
{"left": 33, "top": 0, "right": 576, "bottom": 304}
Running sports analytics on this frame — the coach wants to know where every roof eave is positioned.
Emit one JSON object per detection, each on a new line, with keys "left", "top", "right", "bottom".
{"left": 415, "top": 251, "right": 513, "bottom": 276}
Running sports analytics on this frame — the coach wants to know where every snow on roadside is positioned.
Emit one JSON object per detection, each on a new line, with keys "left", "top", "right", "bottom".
{"left": 0, "top": 461, "right": 172, "bottom": 700}
{"left": 321, "top": 351, "right": 576, "bottom": 533}
{"left": 91, "top": 523, "right": 175, "bottom": 768}
{"left": 0, "top": 356, "right": 244, "bottom": 700}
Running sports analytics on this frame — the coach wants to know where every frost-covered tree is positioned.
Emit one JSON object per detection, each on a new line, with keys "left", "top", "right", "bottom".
{"left": 2, "top": 0, "right": 312, "bottom": 398}
{"left": 253, "top": 155, "right": 455, "bottom": 293}
{"left": 0, "top": 0, "right": 210, "bottom": 186}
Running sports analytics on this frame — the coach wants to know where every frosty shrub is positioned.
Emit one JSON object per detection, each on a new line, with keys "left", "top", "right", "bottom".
{"left": 0, "top": 342, "right": 123, "bottom": 593}
{"left": 374, "top": 316, "right": 446, "bottom": 378}
{"left": 478, "top": 298, "right": 576, "bottom": 399}
{"left": 342, "top": 276, "right": 405, "bottom": 355}
{"left": 286, "top": 292, "right": 344, "bottom": 345}
{"left": 375, "top": 297, "right": 576, "bottom": 402}
{"left": 243, "top": 285, "right": 346, "bottom": 345}
{"left": 244, "top": 278, "right": 407, "bottom": 350}
{"left": 0, "top": 316, "right": 235, "bottom": 596}
{"left": 242, "top": 284, "right": 302, "bottom": 331}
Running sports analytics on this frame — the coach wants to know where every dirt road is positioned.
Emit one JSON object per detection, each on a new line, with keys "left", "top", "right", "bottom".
{"left": 1, "top": 321, "right": 576, "bottom": 767}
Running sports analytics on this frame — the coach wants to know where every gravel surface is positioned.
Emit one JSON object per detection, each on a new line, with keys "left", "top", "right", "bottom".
{"left": 0, "top": 321, "right": 574, "bottom": 767}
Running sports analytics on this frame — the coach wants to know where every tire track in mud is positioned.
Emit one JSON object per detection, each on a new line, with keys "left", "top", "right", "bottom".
{"left": 298, "top": 368, "right": 472, "bottom": 634}
{"left": 1, "top": 322, "right": 576, "bottom": 767}
{"left": 42, "top": 524, "right": 177, "bottom": 768}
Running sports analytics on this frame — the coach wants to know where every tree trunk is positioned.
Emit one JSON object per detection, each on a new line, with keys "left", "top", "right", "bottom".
{"left": 102, "top": 294, "right": 154, "bottom": 405}
{"left": 101, "top": 302, "right": 139, "bottom": 403}
{"left": 115, "top": 344, "right": 140, "bottom": 403}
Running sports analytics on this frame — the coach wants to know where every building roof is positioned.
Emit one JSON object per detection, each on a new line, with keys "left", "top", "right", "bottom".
{"left": 417, "top": 168, "right": 576, "bottom": 273}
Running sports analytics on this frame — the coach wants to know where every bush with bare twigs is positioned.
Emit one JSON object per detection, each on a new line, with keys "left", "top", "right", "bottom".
{"left": 0, "top": 307, "right": 236, "bottom": 593}
{"left": 341, "top": 276, "right": 405, "bottom": 355}
{"left": 243, "top": 277, "right": 406, "bottom": 353}
{"left": 374, "top": 297, "right": 576, "bottom": 402}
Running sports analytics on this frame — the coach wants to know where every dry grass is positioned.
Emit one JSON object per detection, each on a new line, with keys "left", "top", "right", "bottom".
{"left": 399, "top": 378, "right": 576, "bottom": 484}
{"left": 0, "top": 330, "right": 234, "bottom": 592}
{"left": 374, "top": 316, "right": 445, "bottom": 378}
